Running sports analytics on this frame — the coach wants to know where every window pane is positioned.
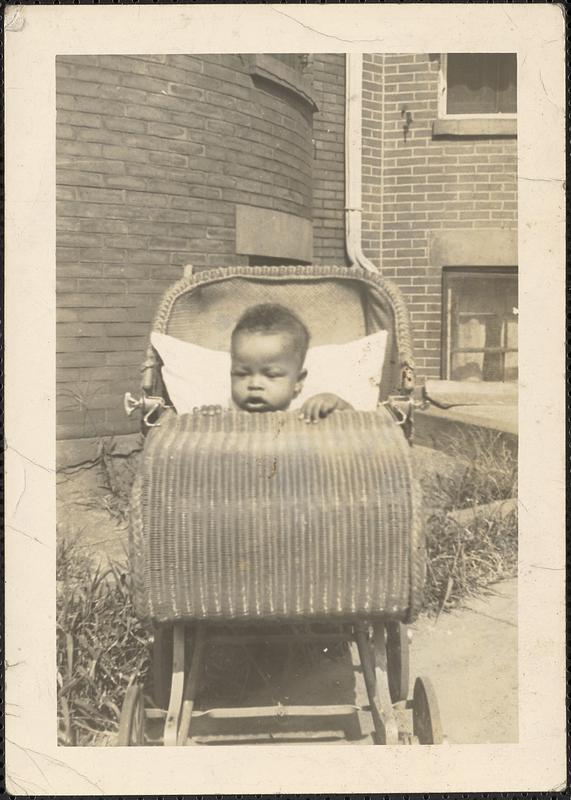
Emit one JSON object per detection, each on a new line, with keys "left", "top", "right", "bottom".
{"left": 451, "top": 351, "right": 485, "bottom": 382}
{"left": 447, "top": 54, "right": 497, "bottom": 114}
{"left": 446, "top": 269, "right": 518, "bottom": 382}
{"left": 496, "top": 54, "right": 517, "bottom": 113}
{"left": 446, "top": 54, "right": 516, "bottom": 114}
{"left": 506, "top": 318, "right": 518, "bottom": 350}
{"left": 504, "top": 351, "right": 518, "bottom": 382}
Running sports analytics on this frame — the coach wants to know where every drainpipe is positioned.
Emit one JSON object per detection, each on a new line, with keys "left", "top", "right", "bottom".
{"left": 345, "top": 53, "right": 379, "bottom": 274}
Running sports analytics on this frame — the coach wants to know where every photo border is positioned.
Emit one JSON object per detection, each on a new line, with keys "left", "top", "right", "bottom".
{"left": 5, "top": 4, "right": 566, "bottom": 794}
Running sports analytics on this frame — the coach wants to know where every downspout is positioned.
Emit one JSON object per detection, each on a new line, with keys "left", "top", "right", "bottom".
{"left": 379, "top": 52, "right": 385, "bottom": 273}
{"left": 345, "top": 53, "right": 379, "bottom": 274}
{"left": 345, "top": 54, "right": 416, "bottom": 404}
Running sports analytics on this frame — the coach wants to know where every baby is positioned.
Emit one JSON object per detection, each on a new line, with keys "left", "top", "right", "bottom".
{"left": 199, "top": 304, "right": 352, "bottom": 422}
{"left": 232, "top": 303, "right": 352, "bottom": 422}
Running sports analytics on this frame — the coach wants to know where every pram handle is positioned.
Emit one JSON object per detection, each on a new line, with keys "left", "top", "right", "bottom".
{"left": 382, "top": 390, "right": 429, "bottom": 445}
{"left": 124, "top": 391, "right": 167, "bottom": 428}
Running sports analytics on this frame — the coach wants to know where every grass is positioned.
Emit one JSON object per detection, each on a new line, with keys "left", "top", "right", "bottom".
{"left": 57, "top": 534, "right": 150, "bottom": 746}
{"left": 421, "top": 428, "right": 517, "bottom": 512}
{"left": 57, "top": 427, "right": 517, "bottom": 744}
{"left": 423, "top": 508, "right": 517, "bottom": 616}
{"left": 420, "top": 428, "right": 518, "bottom": 615}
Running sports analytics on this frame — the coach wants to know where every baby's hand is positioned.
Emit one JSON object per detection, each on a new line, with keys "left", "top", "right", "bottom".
{"left": 299, "top": 393, "right": 353, "bottom": 423}
{"left": 193, "top": 404, "right": 223, "bottom": 416}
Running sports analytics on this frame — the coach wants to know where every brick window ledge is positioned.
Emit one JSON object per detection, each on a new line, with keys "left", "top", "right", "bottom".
{"left": 432, "top": 117, "right": 517, "bottom": 138}
{"left": 245, "top": 54, "right": 318, "bottom": 112}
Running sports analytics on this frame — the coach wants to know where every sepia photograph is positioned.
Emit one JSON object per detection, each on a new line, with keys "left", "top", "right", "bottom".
{"left": 55, "top": 50, "right": 518, "bottom": 747}
{"left": 5, "top": 4, "right": 565, "bottom": 795}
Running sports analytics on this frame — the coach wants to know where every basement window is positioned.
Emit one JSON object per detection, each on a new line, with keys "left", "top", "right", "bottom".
{"left": 443, "top": 268, "right": 518, "bottom": 382}
{"left": 244, "top": 54, "right": 318, "bottom": 112}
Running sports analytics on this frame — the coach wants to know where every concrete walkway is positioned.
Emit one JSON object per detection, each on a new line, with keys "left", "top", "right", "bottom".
{"left": 181, "top": 579, "right": 518, "bottom": 745}
{"left": 411, "top": 579, "right": 518, "bottom": 743}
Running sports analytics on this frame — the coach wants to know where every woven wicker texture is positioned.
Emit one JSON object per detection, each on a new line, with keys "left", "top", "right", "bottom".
{"left": 166, "top": 277, "right": 367, "bottom": 347}
{"left": 130, "top": 407, "right": 424, "bottom": 624}
{"left": 143, "top": 265, "right": 414, "bottom": 402}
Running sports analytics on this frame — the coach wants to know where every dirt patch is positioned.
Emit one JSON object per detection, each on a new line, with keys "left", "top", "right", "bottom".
{"left": 57, "top": 460, "right": 133, "bottom": 566}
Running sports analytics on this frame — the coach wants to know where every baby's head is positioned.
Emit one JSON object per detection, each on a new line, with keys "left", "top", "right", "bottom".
{"left": 230, "top": 304, "right": 309, "bottom": 412}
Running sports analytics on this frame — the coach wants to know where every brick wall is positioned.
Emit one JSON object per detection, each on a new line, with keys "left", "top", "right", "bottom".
{"left": 311, "top": 54, "right": 346, "bottom": 265}
{"left": 56, "top": 54, "right": 344, "bottom": 440}
{"left": 361, "top": 55, "right": 384, "bottom": 272}
{"left": 362, "top": 53, "right": 518, "bottom": 379}
{"left": 57, "top": 51, "right": 515, "bottom": 441}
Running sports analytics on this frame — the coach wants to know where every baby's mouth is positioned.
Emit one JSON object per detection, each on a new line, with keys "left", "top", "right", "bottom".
{"left": 244, "top": 396, "right": 269, "bottom": 411}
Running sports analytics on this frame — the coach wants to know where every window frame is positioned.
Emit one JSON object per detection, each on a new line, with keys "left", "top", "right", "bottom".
{"left": 442, "top": 266, "right": 518, "bottom": 383}
{"left": 438, "top": 53, "right": 517, "bottom": 121}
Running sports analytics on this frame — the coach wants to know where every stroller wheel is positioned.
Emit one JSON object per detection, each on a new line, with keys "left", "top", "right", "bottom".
{"left": 385, "top": 621, "right": 410, "bottom": 703}
{"left": 412, "top": 676, "right": 443, "bottom": 744}
{"left": 117, "top": 684, "right": 145, "bottom": 746}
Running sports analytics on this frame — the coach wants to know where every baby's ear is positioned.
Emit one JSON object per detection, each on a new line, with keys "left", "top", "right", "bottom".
{"left": 294, "top": 368, "right": 307, "bottom": 397}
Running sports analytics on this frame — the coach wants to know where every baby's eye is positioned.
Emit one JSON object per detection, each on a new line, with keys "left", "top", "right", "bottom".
{"left": 231, "top": 369, "right": 248, "bottom": 377}
{"left": 265, "top": 371, "right": 284, "bottom": 379}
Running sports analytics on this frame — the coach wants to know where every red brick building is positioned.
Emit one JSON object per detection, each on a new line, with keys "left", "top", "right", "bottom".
{"left": 56, "top": 52, "right": 517, "bottom": 447}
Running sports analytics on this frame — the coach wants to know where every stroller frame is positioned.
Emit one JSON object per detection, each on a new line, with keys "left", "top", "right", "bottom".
{"left": 119, "top": 619, "right": 441, "bottom": 746}
{"left": 119, "top": 264, "right": 443, "bottom": 746}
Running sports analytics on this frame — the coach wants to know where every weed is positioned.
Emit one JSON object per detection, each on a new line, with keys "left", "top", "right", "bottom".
{"left": 97, "top": 440, "right": 139, "bottom": 523}
{"left": 421, "top": 427, "right": 518, "bottom": 615}
{"left": 57, "top": 533, "right": 150, "bottom": 746}
{"left": 424, "top": 508, "right": 518, "bottom": 616}
{"left": 421, "top": 427, "right": 517, "bottom": 512}
{"left": 70, "top": 439, "right": 140, "bottom": 524}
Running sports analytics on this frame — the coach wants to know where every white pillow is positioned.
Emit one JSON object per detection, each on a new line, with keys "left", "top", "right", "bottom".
{"left": 151, "top": 329, "right": 387, "bottom": 414}
{"left": 293, "top": 330, "right": 388, "bottom": 411}
{"left": 151, "top": 332, "right": 230, "bottom": 413}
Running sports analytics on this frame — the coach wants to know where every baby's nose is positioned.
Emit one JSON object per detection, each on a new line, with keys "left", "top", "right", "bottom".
{"left": 247, "top": 375, "right": 264, "bottom": 389}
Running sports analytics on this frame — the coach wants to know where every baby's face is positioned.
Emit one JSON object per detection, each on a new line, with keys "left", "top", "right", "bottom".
{"left": 231, "top": 331, "right": 306, "bottom": 412}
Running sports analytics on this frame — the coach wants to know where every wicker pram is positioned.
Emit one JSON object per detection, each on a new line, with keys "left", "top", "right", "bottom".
{"left": 119, "top": 264, "right": 442, "bottom": 747}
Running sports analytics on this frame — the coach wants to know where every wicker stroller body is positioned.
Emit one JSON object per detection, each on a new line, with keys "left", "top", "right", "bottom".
{"left": 119, "top": 265, "right": 442, "bottom": 747}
